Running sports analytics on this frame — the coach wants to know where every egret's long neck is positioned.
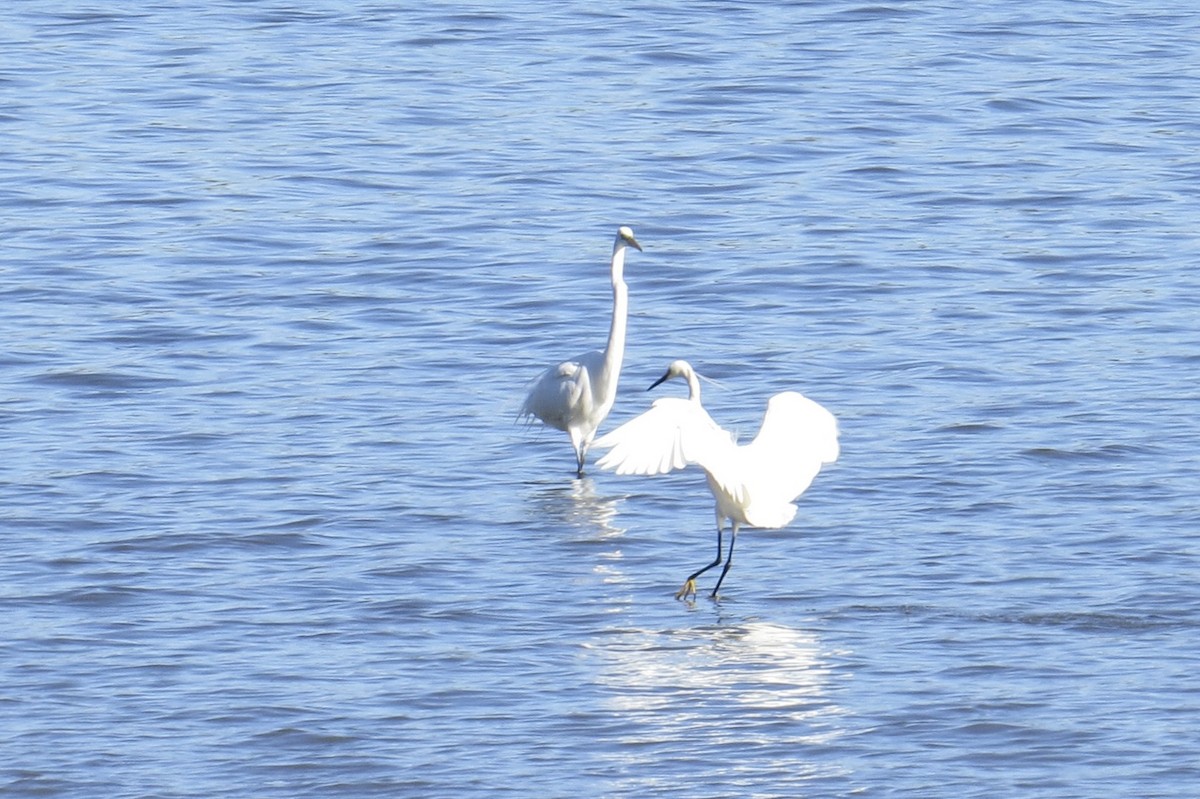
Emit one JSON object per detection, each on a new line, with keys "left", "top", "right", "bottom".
{"left": 598, "top": 241, "right": 629, "bottom": 399}
{"left": 684, "top": 369, "right": 701, "bottom": 402}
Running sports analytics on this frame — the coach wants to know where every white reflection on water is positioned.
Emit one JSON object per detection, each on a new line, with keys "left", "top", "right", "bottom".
{"left": 528, "top": 477, "right": 624, "bottom": 540}
{"left": 584, "top": 618, "right": 851, "bottom": 790}
{"left": 595, "top": 621, "right": 836, "bottom": 725}
{"left": 527, "top": 477, "right": 629, "bottom": 588}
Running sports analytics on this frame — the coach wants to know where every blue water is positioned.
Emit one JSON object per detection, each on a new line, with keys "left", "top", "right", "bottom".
{"left": 2, "top": 2, "right": 1199, "bottom": 797}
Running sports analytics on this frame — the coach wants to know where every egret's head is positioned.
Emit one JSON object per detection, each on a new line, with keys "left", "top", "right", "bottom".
{"left": 649, "top": 359, "right": 693, "bottom": 391}
{"left": 617, "top": 226, "right": 643, "bottom": 251}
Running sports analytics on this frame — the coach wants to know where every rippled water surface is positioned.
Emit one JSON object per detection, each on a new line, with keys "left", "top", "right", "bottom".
{"left": 3, "top": 2, "right": 1199, "bottom": 797}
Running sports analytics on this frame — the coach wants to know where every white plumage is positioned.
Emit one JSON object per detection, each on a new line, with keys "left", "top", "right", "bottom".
{"left": 521, "top": 226, "right": 642, "bottom": 477}
{"left": 595, "top": 360, "right": 838, "bottom": 598}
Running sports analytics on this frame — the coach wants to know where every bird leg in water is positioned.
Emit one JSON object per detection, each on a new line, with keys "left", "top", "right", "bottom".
{"left": 570, "top": 431, "right": 587, "bottom": 478}
{"left": 676, "top": 520, "right": 726, "bottom": 600}
{"left": 709, "top": 522, "right": 738, "bottom": 598}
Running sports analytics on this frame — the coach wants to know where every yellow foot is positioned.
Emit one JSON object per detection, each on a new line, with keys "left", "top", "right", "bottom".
{"left": 675, "top": 579, "right": 697, "bottom": 601}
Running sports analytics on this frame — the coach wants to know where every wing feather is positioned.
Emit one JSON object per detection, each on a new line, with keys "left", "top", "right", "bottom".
{"left": 737, "top": 392, "right": 839, "bottom": 524}
{"left": 594, "top": 398, "right": 732, "bottom": 476}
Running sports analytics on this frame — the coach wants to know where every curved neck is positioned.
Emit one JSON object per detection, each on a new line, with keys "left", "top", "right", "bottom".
{"left": 598, "top": 242, "right": 629, "bottom": 393}
{"left": 684, "top": 369, "right": 701, "bottom": 402}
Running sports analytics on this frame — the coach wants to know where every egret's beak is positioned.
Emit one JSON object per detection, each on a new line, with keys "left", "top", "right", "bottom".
{"left": 647, "top": 369, "right": 671, "bottom": 391}
{"left": 625, "top": 234, "right": 643, "bottom": 252}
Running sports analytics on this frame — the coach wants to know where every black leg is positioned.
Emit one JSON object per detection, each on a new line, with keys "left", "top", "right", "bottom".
{"left": 710, "top": 522, "right": 738, "bottom": 597}
{"left": 676, "top": 521, "right": 726, "bottom": 600}
{"left": 687, "top": 524, "right": 724, "bottom": 583}
{"left": 676, "top": 515, "right": 729, "bottom": 597}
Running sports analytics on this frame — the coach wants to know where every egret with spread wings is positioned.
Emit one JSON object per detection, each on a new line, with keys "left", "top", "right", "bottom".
{"left": 595, "top": 360, "right": 839, "bottom": 599}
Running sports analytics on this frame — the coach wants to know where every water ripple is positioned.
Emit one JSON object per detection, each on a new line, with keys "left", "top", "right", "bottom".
{"left": 2, "top": 2, "right": 1199, "bottom": 797}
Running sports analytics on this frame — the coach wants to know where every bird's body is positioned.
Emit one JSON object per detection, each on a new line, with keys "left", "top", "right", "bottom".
{"left": 594, "top": 360, "right": 839, "bottom": 598}
{"left": 521, "top": 226, "right": 642, "bottom": 477}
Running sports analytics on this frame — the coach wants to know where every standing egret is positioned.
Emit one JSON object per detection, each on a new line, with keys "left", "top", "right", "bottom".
{"left": 594, "top": 360, "right": 839, "bottom": 599}
{"left": 521, "top": 226, "right": 643, "bottom": 477}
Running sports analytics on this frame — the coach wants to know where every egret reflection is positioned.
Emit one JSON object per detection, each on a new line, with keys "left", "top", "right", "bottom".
{"left": 581, "top": 618, "right": 849, "bottom": 793}
{"left": 528, "top": 476, "right": 629, "bottom": 588}
{"left": 530, "top": 477, "right": 624, "bottom": 540}
{"left": 591, "top": 619, "right": 842, "bottom": 732}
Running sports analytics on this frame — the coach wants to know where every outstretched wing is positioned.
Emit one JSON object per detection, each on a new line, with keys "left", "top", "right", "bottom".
{"left": 738, "top": 391, "right": 839, "bottom": 522}
{"left": 755, "top": 391, "right": 839, "bottom": 466}
{"left": 594, "top": 397, "right": 733, "bottom": 476}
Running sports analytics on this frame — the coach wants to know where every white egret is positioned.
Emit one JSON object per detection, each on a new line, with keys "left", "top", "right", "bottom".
{"left": 594, "top": 360, "right": 839, "bottom": 599}
{"left": 521, "top": 226, "right": 643, "bottom": 477}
